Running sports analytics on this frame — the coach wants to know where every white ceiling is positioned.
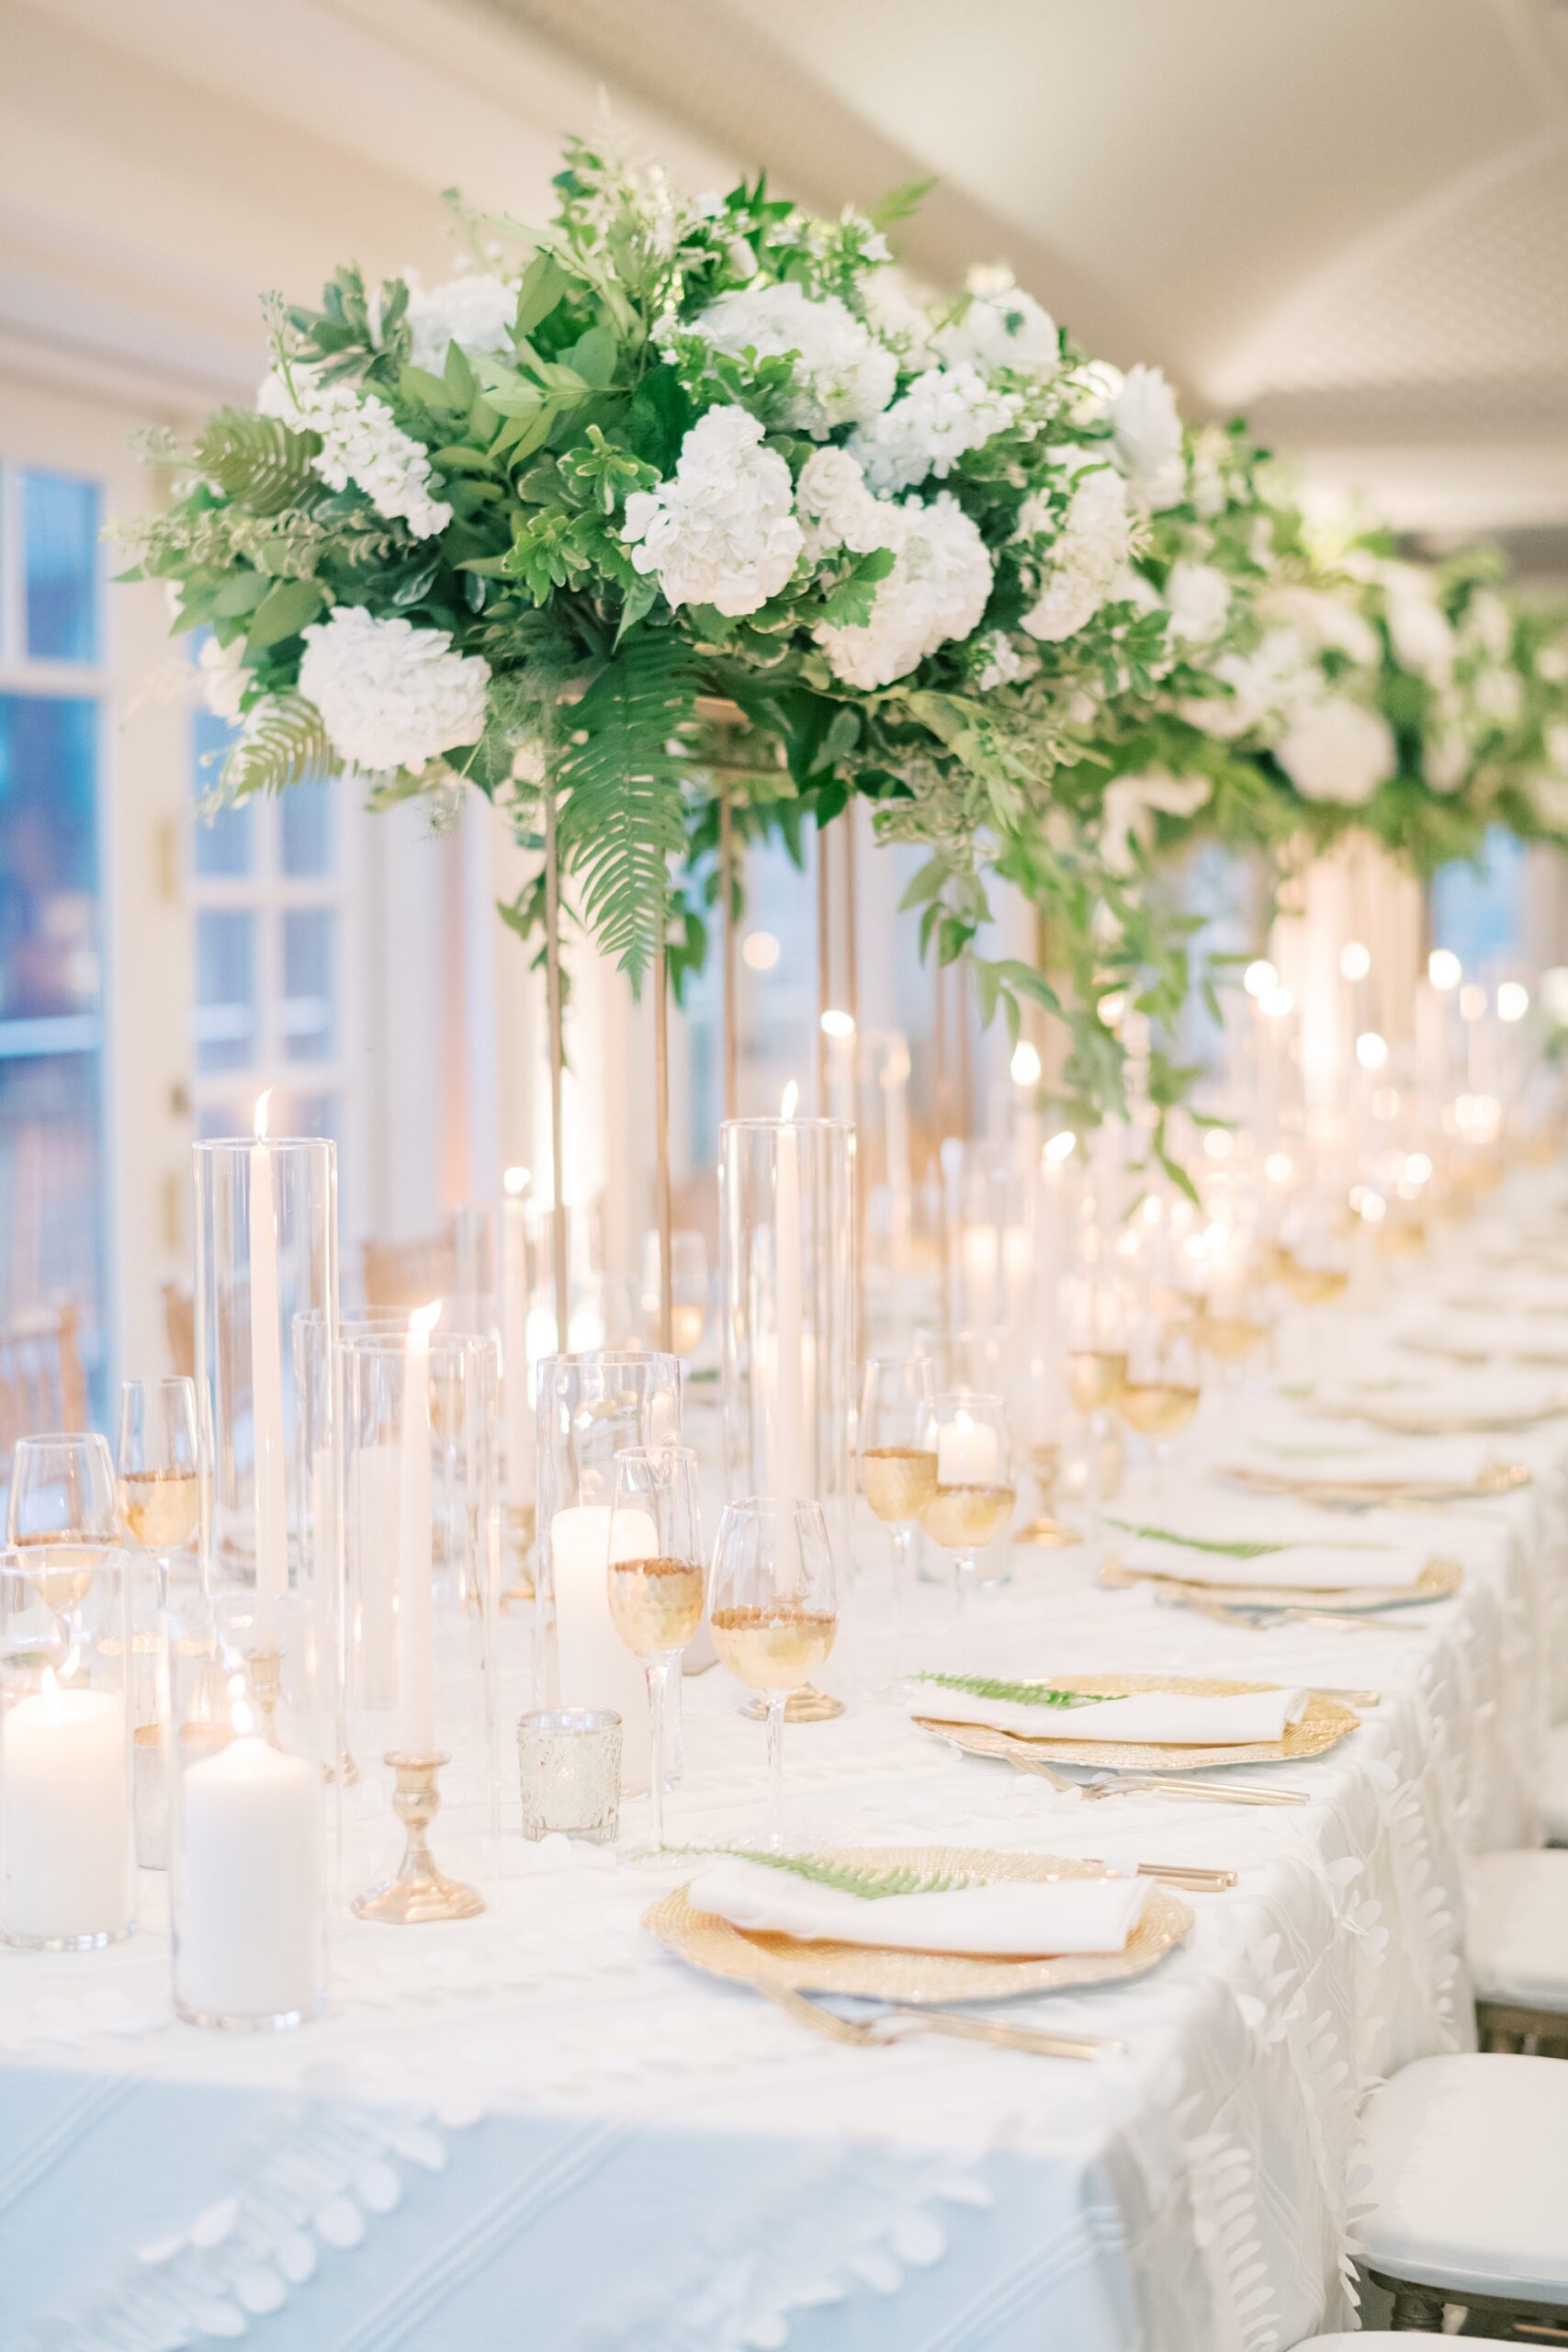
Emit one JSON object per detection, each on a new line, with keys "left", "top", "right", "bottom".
{"left": 4, "top": 0, "right": 1566, "bottom": 537}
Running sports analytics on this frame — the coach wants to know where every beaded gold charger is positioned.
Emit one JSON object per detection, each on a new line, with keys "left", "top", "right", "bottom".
{"left": 917, "top": 1670, "right": 1356, "bottom": 1772}
{"left": 1342, "top": 1399, "right": 1568, "bottom": 1437}
{"left": 1218, "top": 1462, "right": 1527, "bottom": 1509}
{"left": 644, "top": 1843, "right": 1193, "bottom": 2005}
{"left": 1100, "top": 1552, "right": 1463, "bottom": 1611}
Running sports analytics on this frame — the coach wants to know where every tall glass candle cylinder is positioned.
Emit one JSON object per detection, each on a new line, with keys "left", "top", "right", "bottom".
{"left": 719, "top": 1115, "right": 855, "bottom": 1566}
{"left": 195, "top": 1125, "right": 337, "bottom": 1606}
{"left": 1, "top": 1549, "right": 134, "bottom": 1950}
{"left": 165, "top": 1590, "right": 327, "bottom": 2029}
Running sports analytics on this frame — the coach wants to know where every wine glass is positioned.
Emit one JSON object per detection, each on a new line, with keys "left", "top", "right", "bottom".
{"left": 918, "top": 1390, "right": 1015, "bottom": 1623}
{"left": 117, "top": 1377, "right": 201, "bottom": 1574}
{"left": 709, "top": 1498, "right": 838, "bottom": 1849}
{"left": 606, "top": 1444, "right": 704, "bottom": 1851}
{"left": 858, "top": 1355, "right": 936, "bottom": 1660}
{"left": 1116, "top": 1308, "right": 1201, "bottom": 1504}
{"left": 7, "top": 1430, "right": 119, "bottom": 1643}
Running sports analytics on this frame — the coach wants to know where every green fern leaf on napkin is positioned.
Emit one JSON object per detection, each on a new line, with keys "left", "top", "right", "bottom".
{"left": 720, "top": 1849, "right": 975, "bottom": 1900}
{"left": 913, "top": 1671, "right": 1099, "bottom": 1710}
{"left": 1104, "top": 1518, "right": 1281, "bottom": 1559}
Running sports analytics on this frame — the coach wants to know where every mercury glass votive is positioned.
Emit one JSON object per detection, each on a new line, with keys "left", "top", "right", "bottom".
{"left": 517, "top": 1708, "right": 621, "bottom": 1843}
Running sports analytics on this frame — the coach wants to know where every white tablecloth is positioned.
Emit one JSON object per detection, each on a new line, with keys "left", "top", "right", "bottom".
{"left": 5, "top": 1181, "right": 1568, "bottom": 2352}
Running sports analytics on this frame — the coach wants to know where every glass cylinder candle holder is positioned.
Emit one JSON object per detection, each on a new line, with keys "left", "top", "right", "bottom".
{"left": 333, "top": 1319, "right": 497, "bottom": 1917}
{"left": 719, "top": 1114, "right": 855, "bottom": 1567}
{"left": 165, "top": 1589, "right": 328, "bottom": 2029}
{"left": 1, "top": 1547, "right": 135, "bottom": 1951}
{"left": 194, "top": 1121, "right": 337, "bottom": 1610}
{"left": 536, "top": 1351, "right": 682, "bottom": 1791}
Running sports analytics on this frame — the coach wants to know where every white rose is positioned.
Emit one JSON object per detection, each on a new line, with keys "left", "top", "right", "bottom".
{"left": 1110, "top": 364, "right": 1185, "bottom": 510}
{"left": 298, "top": 605, "right": 490, "bottom": 775}
{"left": 1276, "top": 695, "right": 1395, "bottom": 804}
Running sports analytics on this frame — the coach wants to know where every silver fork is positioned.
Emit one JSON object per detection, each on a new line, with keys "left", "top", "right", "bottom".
{"left": 756, "top": 1976, "right": 1116, "bottom": 2060}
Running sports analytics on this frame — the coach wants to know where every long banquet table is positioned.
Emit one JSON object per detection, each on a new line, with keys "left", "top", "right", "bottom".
{"left": 5, "top": 1176, "right": 1568, "bottom": 2352}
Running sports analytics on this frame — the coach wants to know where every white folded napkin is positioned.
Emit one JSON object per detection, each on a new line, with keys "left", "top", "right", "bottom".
{"left": 1116, "top": 1526, "right": 1431, "bottom": 1590}
{"left": 1315, "top": 1370, "right": 1565, "bottom": 1427}
{"left": 1234, "top": 1418, "right": 1496, "bottom": 1488}
{"left": 904, "top": 1676, "right": 1308, "bottom": 1745}
{"left": 687, "top": 1854, "right": 1152, "bottom": 1957}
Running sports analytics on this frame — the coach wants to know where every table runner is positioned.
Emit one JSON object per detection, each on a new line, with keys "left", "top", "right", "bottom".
{"left": 4, "top": 1181, "right": 1567, "bottom": 2352}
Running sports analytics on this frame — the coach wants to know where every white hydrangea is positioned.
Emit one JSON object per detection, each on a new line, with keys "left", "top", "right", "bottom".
{"left": 692, "top": 281, "right": 897, "bottom": 435}
{"left": 403, "top": 270, "right": 517, "bottom": 372}
{"left": 1276, "top": 695, "right": 1395, "bottom": 804}
{"left": 976, "top": 629, "right": 1037, "bottom": 691}
{"left": 198, "top": 632, "right": 249, "bottom": 721}
{"left": 1180, "top": 627, "right": 1320, "bottom": 739}
{"left": 259, "top": 367, "right": 450, "bottom": 539}
{"left": 1381, "top": 563, "right": 1456, "bottom": 683}
{"left": 1110, "top": 364, "right": 1186, "bottom": 511}
{"left": 813, "top": 488, "right": 993, "bottom": 690}
{"left": 298, "top": 605, "right": 491, "bottom": 774}
{"left": 795, "top": 447, "right": 893, "bottom": 563}
{"left": 849, "top": 364, "right": 1021, "bottom": 496}
{"left": 1260, "top": 583, "right": 1380, "bottom": 669}
{"left": 1163, "top": 560, "right": 1231, "bottom": 644}
{"left": 860, "top": 268, "right": 937, "bottom": 366}
{"left": 1100, "top": 768, "right": 1212, "bottom": 870}
{"left": 1018, "top": 455, "right": 1134, "bottom": 643}
{"left": 934, "top": 286, "right": 1058, "bottom": 376}
{"left": 621, "top": 405, "right": 803, "bottom": 616}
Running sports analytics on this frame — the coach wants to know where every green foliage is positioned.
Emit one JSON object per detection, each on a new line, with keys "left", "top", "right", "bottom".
{"left": 1102, "top": 1520, "right": 1281, "bottom": 1558}
{"left": 913, "top": 1672, "right": 1098, "bottom": 1710}
{"left": 213, "top": 694, "right": 332, "bottom": 804}
{"left": 194, "top": 411, "right": 321, "bottom": 517}
{"left": 714, "top": 1849, "right": 976, "bottom": 1900}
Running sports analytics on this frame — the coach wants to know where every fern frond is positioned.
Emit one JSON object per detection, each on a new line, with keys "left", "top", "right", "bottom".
{"left": 215, "top": 694, "right": 333, "bottom": 804}
{"left": 1103, "top": 1519, "right": 1280, "bottom": 1559}
{"left": 717, "top": 1849, "right": 975, "bottom": 1900}
{"left": 913, "top": 1671, "right": 1098, "bottom": 1710}
{"left": 552, "top": 632, "right": 698, "bottom": 991}
{"left": 197, "top": 409, "right": 321, "bottom": 517}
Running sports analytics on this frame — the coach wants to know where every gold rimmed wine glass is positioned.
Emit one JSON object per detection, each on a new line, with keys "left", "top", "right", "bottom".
{"left": 919, "top": 1390, "right": 1015, "bottom": 1623}
{"left": 7, "top": 1431, "right": 119, "bottom": 1636}
{"left": 117, "top": 1377, "right": 201, "bottom": 1580}
{"left": 858, "top": 1355, "right": 936, "bottom": 1661}
{"left": 710, "top": 1497, "right": 838, "bottom": 1849}
{"left": 606, "top": 1444, "right": 704, "bottom": 1851}
{"left": 1116, "top": 1309, "right": 1201, "bottom": 1502}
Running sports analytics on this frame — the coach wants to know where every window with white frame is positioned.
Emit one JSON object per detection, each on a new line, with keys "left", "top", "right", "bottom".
{"left": 188, "top": 664, "right": 359, "bottom": 1186}
{"left": 0, "top": 458, "right": 109, "bottom": 1415}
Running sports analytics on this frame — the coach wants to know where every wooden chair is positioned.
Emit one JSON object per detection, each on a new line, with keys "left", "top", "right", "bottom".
{"left": 0, "top": 1303, "right": 88, "bottom": 1453}
{"left": 361, "top": 1231, "right": 458, "bottom": 1314}
{"left": 163, "top": 1283, "right": 195, "bottom": 1380}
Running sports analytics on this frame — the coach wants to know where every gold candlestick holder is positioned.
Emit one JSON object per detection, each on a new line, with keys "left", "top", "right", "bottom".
{"left": 352, "top": 1752, "right": 485, "bottom": 1925}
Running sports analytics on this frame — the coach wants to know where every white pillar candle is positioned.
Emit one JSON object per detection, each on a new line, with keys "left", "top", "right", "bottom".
{"left": 882, "top": 1035, "right": 912, "bottom": 1276}
{"left": 773, "top": 1091, "right": 807, "bottom": 1503}
{"left": 959, "top": 1224, "right": 1001, "bottom": 1324}
{"left": 551, "top": 1502, "right": 657, "bottom": 1790}
{"left": 348, "top": 1441, "right": 401, "bottom": 1702}
{"left": 502, "top": 1173, "right": 534, "bottom": 1511}
{"left": 398, "top": 1304, "right": 439, "bottom": 1757}
{"left": 2, "top": 1674, "right": 129, "bottom": 1944}
{"left": 178, "top": 1733, "right": 319, "bottom": 2020}
{"left": 936, "top": 1412, "right": 999, "bottom": 1487}
{"left": 250, "top": 1094, "right": 288, "bottom": 1628}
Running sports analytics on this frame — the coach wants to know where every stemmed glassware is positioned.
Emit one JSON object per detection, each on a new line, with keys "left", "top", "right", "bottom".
{"left": 605, "top": 1445, "right": 704, "bottom": 1851}
{"left": 117, "top": 1377, "right": 201, "bottom": 1577}
{"left": 858, "top": 1355, "right": 936, "bottom": 1660}
{"left": 918, "top": 1390, "right": 1015, "bottom": 1622}
{"left": 709, "top": 1498, "right": 838, "bottom": 1849}
{"left": 1116, "top": 1307, "right": 1202, "bottom": 1503}
{"left": 7, "top": 1431, "right": 119, "bottom": 1641}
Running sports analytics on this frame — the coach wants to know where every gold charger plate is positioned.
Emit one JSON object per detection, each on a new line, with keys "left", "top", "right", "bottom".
{"left": 919, "top": 1670, "right": 1357, "bottom": 1772}
{"left": 1100, "top": 1552, "right": 1463, "bottom": 1611}
{"left": 1218, "top": 1461, "right": 1529, "bottom": 1509}
{"left": 644, "top": 1843, "right": 1193, "bottom": 2005}
{"left": 1339, "top": 1399, "right": 1568, "bottom": 1437}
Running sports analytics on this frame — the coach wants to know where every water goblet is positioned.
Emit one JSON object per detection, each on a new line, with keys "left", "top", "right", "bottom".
{"left": 8, "top": 1431, "right": 119, "bottom": 1643}
{"left": 709, "top": 1498, "right": 838, "bottom": 1849}
{"left": 605, "top": 1445, "right": 704, "bottom": 1851}
{"left": 918, "top": 1390, "right": 1015, "bottom": 1623}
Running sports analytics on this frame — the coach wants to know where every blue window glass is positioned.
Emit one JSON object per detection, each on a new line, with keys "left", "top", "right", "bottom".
{"left": 195, "top": 910, "right": 257, "bottom": 1073}
{"left": 282, "top": 909, "right": 336, "bottom": 1063}
{"left": 192, "top": 702, "right": 254, "bottom": 878}
{"left": 23, "top": 472, "right": 100, "bottom": 663}
{"left": 1431, "top": 828, "right": 1525, "bottom": 972}
{"left": 0, "top": 692, "right": 107, "bottom": 1418}
{"left": 281, "top": 780, "right": 333, "bottom": 877}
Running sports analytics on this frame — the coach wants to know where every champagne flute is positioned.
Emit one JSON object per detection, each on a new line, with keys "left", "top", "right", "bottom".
{"left": 117, "top": 1378, "right": 201, "bottom": 1574}
{"left": 606, "top": 1444, "right": 704, "bottom": 1851}
{"left": 858, "top": 1355, "right": 936, "bottom": 1659}
{"left": 710, "top": 1498, "right": 837, "bottom": 1849}
{"left": 7, "top": 1432, "right": 118, "bottom": 1635}
{"left": 919, "top": 1390, "right": 1015, "bottom": 1623}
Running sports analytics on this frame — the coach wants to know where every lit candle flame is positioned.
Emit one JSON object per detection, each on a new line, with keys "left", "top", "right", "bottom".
{"left": 1045, "top": 1128, "right": 1077, "bottom": 1163}
{"left": 410, "top": 1299, "right": 443, "bottom": 1337}
{"left": 503, "top": 1165, "right": 530, "bottom": 1197}
{"left": 780, "top": 1080, "right": 798, "bottom": 1121}
{"left": 254, "top": 1088, "right": 273, "bottom": 1141}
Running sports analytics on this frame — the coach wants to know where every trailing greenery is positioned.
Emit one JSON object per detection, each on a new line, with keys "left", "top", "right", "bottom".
{"left": 912, "top": 1671, "right": 1098, "bottom": 1709}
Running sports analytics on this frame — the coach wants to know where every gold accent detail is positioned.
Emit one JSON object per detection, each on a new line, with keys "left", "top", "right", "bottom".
{"left": 918, "top": 1719, "right": 1313, "bottom": 1802}
{"left": 1217, "top": 1461, "right": 1528, "bottom": 1508}
{"left": 739, "top": 1686, "right": 845, "bottom": 1724}
{"left": 644, "top": 1842, "right": 1193, "bottom": 2006}
{"left": 917, "top": 1670, "right": 1356, "bottom": 1772}
{"left": 352, "top": 1752, "right": 485, "bottom": 1925}
{"left": 1100, "top": 1554, "right": 1463, "bottom": 1612}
